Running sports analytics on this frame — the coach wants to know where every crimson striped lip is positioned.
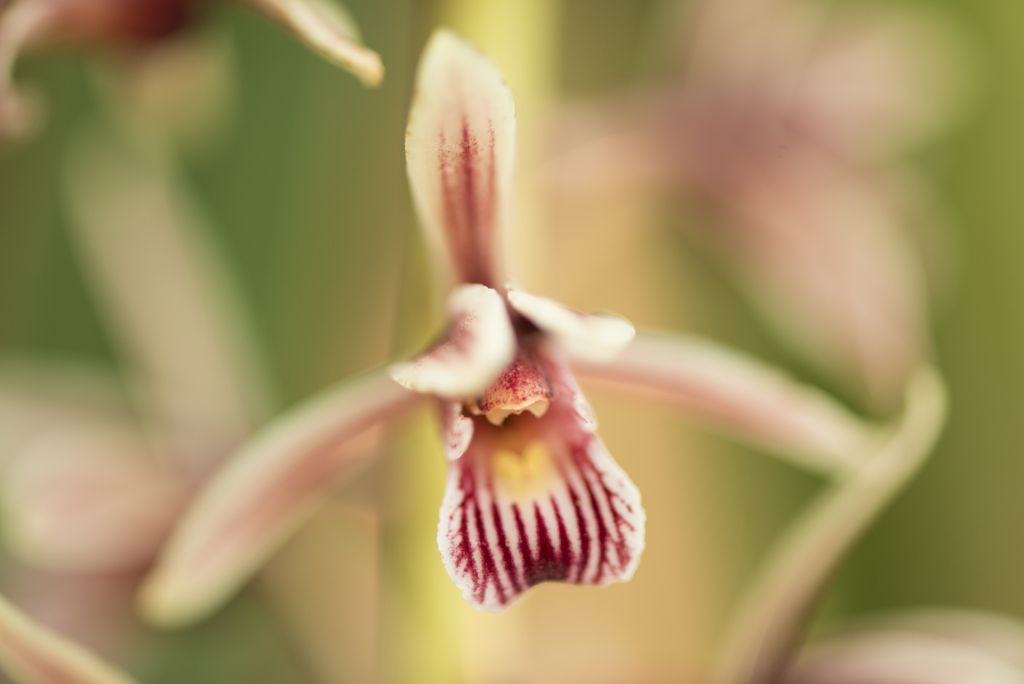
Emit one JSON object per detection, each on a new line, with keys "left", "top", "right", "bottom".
{"left": 438, "top": 378, "right": 644, "bottom": 610}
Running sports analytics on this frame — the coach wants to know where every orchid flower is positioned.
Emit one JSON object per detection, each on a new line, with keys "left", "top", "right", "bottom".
{"left": 139, "top": 29, "right": 875, "bottom": 627}
{"left": 0, "top": 128, "right": 267, "bottom": 653}
{"left": 0, "top": 592, "right": 137, "bottom": 684}
{"left": 0, "top": 0, "right": 383, "bottom": 139}
{"left": 545, "top": 0, "right": 959, "bottom": 406}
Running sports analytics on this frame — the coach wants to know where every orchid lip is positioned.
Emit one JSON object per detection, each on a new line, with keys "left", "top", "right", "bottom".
{"left": 438, "top": 356, "right": 645, "bottom": 610}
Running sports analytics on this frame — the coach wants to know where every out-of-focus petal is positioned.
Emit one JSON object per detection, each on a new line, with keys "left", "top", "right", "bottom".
{"left": 439, "top": 356, "right": 644, "bottom": 610}
{"left": 791, "top": 611, "right": 1024, "bottom": 684}
{"left": 723, "top": 151, "right": 925, "bottom": 406}
{"left": 405, "top": 29, "right": 516, "bottom": 287}
{"left": 241, "top": 0, "right": 383, "bottom": 87}
{"left": 540, "top": 93, "right": 677, "bottom": 193}
{"left": 0, "top": 0, "right": 55, "bottom": 140}
{"left": 0, "top": 359, "right": 128, "bottom": 459}
{"left": 97, "top": 31, "right": 235, "bottom": 148}
{"left": 390, "top": 284, "right": 515, "bottom": 399}
{"left": 0, "top": 592, "right": 136, "bottom": 684}
{"left": 507, "top": 288, "right": 635, "bottom": 364}
{"left": 571, "top": 333, "right": 870, "bottom": 475}
{"left": 795, "top": 8, "right": 963, "bottom": 160}
{"left": 139, "top": 372, "right": 421, "bottom": 628}
{"left": 2, "top": 425, "right": 184, "bottom": 573}
{"left": 64, "top": 130, "right": 271, "bottom": 457}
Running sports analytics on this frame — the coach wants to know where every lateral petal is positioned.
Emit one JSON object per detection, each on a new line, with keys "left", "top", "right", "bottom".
{"left": 572, "top": 332, "right": 871, "bottom": 475}
{"left": 406, "top": 30, "right": 516, "bottom": 287}
{"left": 390, "top": 284, "right": 516, "bottom": 399}
{"left": 438, "top": 357, "right": 644, "bottom": 610}
{"left": 139, "top": 371, "right": 420, "bottom": 628}
{"left": 507, "top": 288, "right": 635, "bottom": 363}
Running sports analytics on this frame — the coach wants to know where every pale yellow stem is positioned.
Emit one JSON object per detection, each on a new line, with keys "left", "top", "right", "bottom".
{"left": 716, "top": 366, "right": 948, "bottom": 684}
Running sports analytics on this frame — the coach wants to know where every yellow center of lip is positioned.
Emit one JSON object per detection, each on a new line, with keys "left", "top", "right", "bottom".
{"left": 492, "top": 440, "right": 557, "bottom": 499}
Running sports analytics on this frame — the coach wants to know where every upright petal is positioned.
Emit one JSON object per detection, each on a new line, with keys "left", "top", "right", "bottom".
{"left": 139, "top": 372, "right": 420, "bottom": 628}
{"left": 241, "top": 0, "right": 383, "bottom": 87}
{"left": 406, "top": 30, "right": 516, "bottom": 287}
{"left": 0, "top": 593, "right": 136, "bottom": 684}
{"left": 439, "top": 355, "right": 644, "bottom": 610}
{"left": 2, "top": 424, "right": 184, "bottom": 573}
{"left": 390, "top": 284, "right": 515, "bottom": 399}
{"left": 571, "top": 332, "right": 871, "bottom": 475}
{"left": 507, "top": 288, "right": 635, "bottom": 363}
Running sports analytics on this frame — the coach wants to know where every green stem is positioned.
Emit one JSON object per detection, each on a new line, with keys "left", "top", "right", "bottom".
{"left": 716, "top": 366, "right": 948, "bottom": 684}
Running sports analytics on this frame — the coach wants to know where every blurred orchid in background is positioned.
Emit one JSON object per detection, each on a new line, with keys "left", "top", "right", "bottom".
{"left": 138, "top": 29, "right": 881, "bottom": 629}
{"left": 0, "top": 128, "right": 269, "bottom": 657}
{"left": 546, "top": 0, "right": 960, "bottom": 406}
{"left": 0, "top": 0, "right": 383, "bottom": 140}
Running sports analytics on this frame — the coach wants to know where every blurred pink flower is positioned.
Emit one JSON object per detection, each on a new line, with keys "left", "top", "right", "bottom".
{"left": 546, "top": 0, "right": 960, "bottom": 406}
{"left": 140, "top": 30, "right": 874, "bottom": 627}
{"left": 0, "top": 0, "right": 383, "bottom": 138}
{"left": 0, "top": 130, "right": 269, "bottom": 655}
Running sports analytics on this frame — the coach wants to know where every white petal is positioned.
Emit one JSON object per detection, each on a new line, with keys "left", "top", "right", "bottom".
{"left": 0, "top": 593, "right": 136, "bottom": 684}
{"left": 507, "top": 288, "right": 635, "bottom": 363}
{"left": 572, "top": 333, "right": 871, "bottom": 474}
{"left": 390, "top": 284, "right": 515, "bottom": 399}
{"left": 139, "top": 371, "right": 420, "bottom": 628}
{"left": 406, "top": 29, "right": 516, "bottom": 287}
{"left": 242, "top": 0, "right": 383, "bottom": 86}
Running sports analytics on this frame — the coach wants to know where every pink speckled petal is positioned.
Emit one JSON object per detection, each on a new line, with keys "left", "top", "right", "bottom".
{"left": 405, "top": 30, "right": 516, "bottom": 287}
{"left": 572, "top": 333, "right": 870, "bottom": 474}
{"left": 0, "top": 592, "right": 136, "bottom": 684}
{"left": 390, "top": 284, "right": 516, "bottom": 399}
{"left": 439, "top": 357, "right": 644, "bottom": 610}
{"left": 140, "top": 371, "right": 421, "bottom": 628}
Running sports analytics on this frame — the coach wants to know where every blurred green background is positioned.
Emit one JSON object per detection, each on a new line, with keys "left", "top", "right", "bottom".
{"left": 1, "top": 0, "right": 1023, "bottom": 682}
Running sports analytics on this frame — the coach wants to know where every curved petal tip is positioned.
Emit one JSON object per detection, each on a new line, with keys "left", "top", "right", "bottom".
{"left": 390, "top": 284, "right": 516, "bottom": 399}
